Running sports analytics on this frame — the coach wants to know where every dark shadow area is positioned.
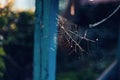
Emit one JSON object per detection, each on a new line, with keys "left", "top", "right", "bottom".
{"left": 57, "top": 0, "right": 120, "bottom": 80}
{"left": 0, "top": 1, "right": 34, "bottom": 80}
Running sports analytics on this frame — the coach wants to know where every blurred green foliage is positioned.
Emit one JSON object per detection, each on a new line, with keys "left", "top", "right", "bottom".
{"left": 57, "top": 60, "right": 113, "bottom": 80}
{"left": 0, "top": 46, "right": 6, "bottom": 79}
{"left": 0, "top": 1, "right": 34, "bottom": 80}
{"left": 0, "top": 47, "right": 6, "bottom": 56}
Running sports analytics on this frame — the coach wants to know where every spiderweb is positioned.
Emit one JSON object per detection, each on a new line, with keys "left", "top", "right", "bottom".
{"left": 57, "top": 4, "right": 120, "bottom": 54}
{"left": 57, "top": 15, "right": 98, "bottom": 54}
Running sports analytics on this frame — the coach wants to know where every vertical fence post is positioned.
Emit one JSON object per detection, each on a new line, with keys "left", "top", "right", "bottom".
{"left": 48, "top": 0, "right": 58, "bottom": 80}
{"left": 33, "top": 0, "right": 58, "bottom": 80}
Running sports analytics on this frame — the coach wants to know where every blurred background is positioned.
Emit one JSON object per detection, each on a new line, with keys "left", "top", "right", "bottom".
{"left": 0, "top": 0, "right": 119, "bottom": 80}
{"left": 57, "top": 0, "right": 119, "bottom": 80}
{"left": 0, "top": 0, "right": 35, "bottom": 80}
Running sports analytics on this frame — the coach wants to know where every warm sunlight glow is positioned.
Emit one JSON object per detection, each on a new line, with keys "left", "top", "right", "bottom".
{"left": 0, "top": 4, "right": 4, "bottom": 8}
{"left": 7, "top": 0, "right": 13, "bottom": 3}
{"left": 0, "top": 0, "right": 6, "bottom": 8}
{"left": 0, "top": 0, "right": 35, "bottom": 11}
{"left": 0, "top": 0, "right": 14, "bottom": 8}
{"left": 10, "top": 23, "right": 16, "bottom": 30}
{"left": 89, "top": 0, "right": 94, "bottom": 2}
{"left": 70, "top": 4, "right": 75, "bottom": 16}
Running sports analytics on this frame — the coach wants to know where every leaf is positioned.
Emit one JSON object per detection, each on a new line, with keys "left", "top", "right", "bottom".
{"left": 0, "top": 47, "right": 6, "bottom": 56}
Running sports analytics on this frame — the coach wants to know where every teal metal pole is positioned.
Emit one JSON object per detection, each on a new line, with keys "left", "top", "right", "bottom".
{"left": 48, "top": 0, "right": 58, "bottom": 80}
{"left": 33, "top": 0, "right": 58, "bottom": 80}
{"left": 33, "top": 0, "right": 43, "bottom": 80}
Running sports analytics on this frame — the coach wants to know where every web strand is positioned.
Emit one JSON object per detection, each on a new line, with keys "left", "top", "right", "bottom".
{"left": 89, "top": 4, "right": 120, "bottom": 28}
{"left": 57, "top": 4, "right": 120, "bottom": 54}
{"left": 57, "top": 15, "right": 98, "bottom": 53}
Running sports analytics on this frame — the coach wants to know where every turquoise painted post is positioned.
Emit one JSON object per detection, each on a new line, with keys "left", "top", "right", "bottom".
{"left": 48, "top": 0, "right": 58, "bottom": 80}
{"left": 33, "top": 0, "right": 58, "bottom": 80}
{"left": 33, "top": 0, "right": 43, "bottom": 80}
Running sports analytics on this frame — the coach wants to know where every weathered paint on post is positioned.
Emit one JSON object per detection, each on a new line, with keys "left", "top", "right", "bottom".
{"left": 48, "top": 0, "right": 58, "bottom": 80}
{"left": 34, "top": 0, "right": 58, "bottom": 80}
{"left": 33, "top": 0, "right": 43, "bottom": 80}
